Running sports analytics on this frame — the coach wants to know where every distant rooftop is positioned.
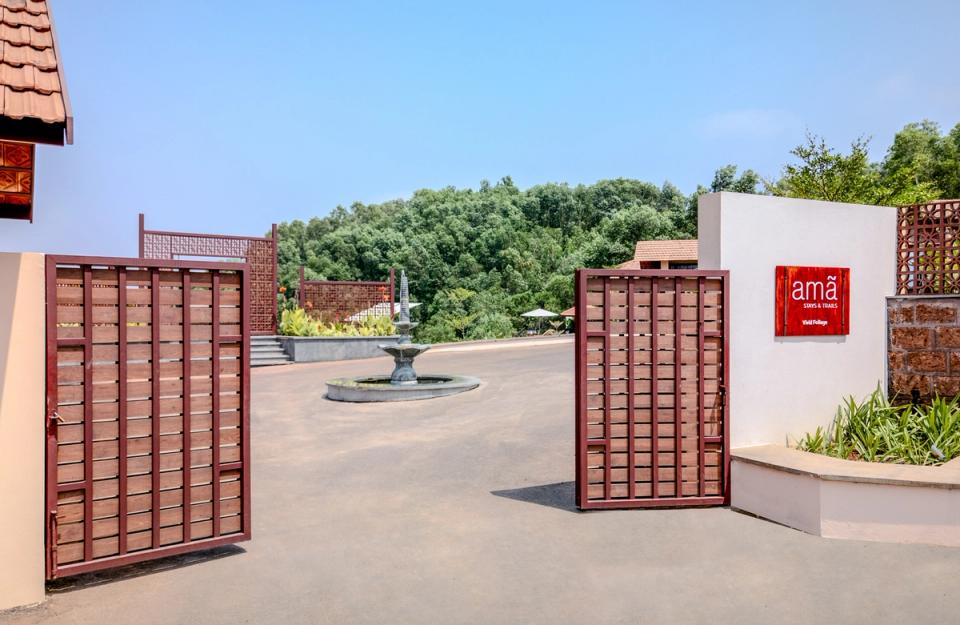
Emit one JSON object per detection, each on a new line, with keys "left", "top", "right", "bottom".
{"left": 0, "top": 0, "right": 72, "bottom": 144}
{"left": 618, "top": 239, "right": 698, "bottom": 269}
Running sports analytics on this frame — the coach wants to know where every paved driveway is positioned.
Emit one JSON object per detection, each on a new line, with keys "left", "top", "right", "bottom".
{"left": 5, "top": 339, "right": 959, "bottom": 624}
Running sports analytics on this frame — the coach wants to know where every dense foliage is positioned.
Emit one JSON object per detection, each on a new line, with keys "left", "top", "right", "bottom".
{"left": 276, "top": 120, "right": 957, "bottom": 342}
{"left": 277, "top": 177, "right": 707, "bottom": 341}
{"left": 797, "top": 388, "right": 960, "bottom": 465}
{"left": 772, "top": 121, "right": 959, "bottom": 205}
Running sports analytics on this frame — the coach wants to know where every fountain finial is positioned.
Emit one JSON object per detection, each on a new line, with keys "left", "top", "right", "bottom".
{"left": 394, "top": 269, "right": 417, "bottom": 345}
{"left": 379, "top": 269, "right": 427, "bottom": 383}
{"left": 400, "top": 270, "right": 410, "bottom": 323}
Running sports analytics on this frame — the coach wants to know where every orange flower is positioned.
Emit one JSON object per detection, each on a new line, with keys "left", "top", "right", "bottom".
{"left": 278, "top": 286, "right": 287, "bottom": 294}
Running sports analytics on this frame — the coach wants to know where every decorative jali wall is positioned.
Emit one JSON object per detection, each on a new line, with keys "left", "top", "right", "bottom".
{"left": 887, "top": 296, "right": 960, "bottom": 399}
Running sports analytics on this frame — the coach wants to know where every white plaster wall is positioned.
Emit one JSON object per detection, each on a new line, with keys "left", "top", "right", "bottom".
{"left": 0, "top": 252, "right": 46, "bottom": 610}
{"left": 698, "top": 193, "right": 897, "bottom": 447}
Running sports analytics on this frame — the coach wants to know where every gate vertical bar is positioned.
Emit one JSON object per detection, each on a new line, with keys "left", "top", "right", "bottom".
{"left": 722, "top": 274, "right": 731, "bottom": 504}
{"left": 626, "top": 277, "right": 635, "bottom": 499}
{"left": 118, "top": 269, "right": 128, "bottom": 554}
{"left": 271, "top": 224, "right": 278, "bottom": 335}
{"left": 182, "top": 272, "right": 192, "bottom": 540}
{"left": 138, "top": 213, "right": 145, "bottom": 258}
{"left": 151, "top": 269, "right": 161, "bottom": 548}
{"left": 674, "top": 278, "right": 682, "bottom": 498}
{"left": 211, "top": 271, "right": 221, "bottom": 537}
{"left": 298, "top": 266, "right": 305, "bottom": 308}
{"left": 241, "top": 267, "right": 252, "bottom": 537}
{"left": 574, "top": 269, "right": 587, "bottom": 509}
{"left": 650, "top": 277, "right": 659, "bottom": 498}
{"left": 697, "top": 277, "right": 705, "bottom": 497}
{"left": 82, "top": 266, "right": 93, "bottom": 562}
{"left": 44, "top": 258, "right": 59, "bottom": 579}
{"left": 602, "top": 277, "right": 611, "bottom": 501}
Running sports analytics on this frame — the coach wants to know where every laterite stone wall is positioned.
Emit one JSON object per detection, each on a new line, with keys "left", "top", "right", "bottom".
{"left": 888, "top": 296, "right": 960, "bottom": 399}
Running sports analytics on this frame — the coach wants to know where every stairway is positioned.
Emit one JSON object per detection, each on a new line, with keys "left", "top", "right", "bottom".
{"left": 250, "top": 335, "right": 292, "bottom": 367}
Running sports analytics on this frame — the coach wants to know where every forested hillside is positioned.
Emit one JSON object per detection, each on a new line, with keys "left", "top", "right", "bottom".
{"left": 276, "top": 120, "right": 959, "bottom": 341}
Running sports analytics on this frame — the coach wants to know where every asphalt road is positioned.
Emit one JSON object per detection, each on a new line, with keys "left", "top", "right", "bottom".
{"left": 5, "top": 338, "right": 959, "bottom": 624}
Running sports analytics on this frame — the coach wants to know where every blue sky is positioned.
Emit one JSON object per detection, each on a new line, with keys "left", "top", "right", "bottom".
{"left": 1, "top": 0, "right": 957, "bottom": 255}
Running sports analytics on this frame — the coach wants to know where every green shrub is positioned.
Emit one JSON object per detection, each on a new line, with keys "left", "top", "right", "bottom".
{"left": 465, "top": 312, "right": 514, "bottom": 340}
{"left": 278, "top": 308, "right": 395, "bottom": 337}
{"left": 796, "top": 387, "right": 960, "bottom": 465}
{"left": 278, "top": 308, "right": 322, "bottom": 337}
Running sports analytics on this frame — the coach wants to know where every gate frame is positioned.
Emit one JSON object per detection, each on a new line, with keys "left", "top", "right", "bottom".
{"left": 574, "top": 268, "right": 730, "bottom": 510}
{"left": 138, "top": 213, "right": 278, "bottom": 335}
{"left": 44, "top": 254, "right": 252, "bottom": 579}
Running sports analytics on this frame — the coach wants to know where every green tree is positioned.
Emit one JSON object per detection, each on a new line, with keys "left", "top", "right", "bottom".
{"left": 771, "top": 132, "right": 938, "bottom": 205}
{"left": 882, "top": 120, "right": 960, "bottom": 199}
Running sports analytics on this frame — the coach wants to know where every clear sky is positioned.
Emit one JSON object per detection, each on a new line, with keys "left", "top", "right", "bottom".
{"left": 1, "top": 0, "right": 957, "bottom": 256}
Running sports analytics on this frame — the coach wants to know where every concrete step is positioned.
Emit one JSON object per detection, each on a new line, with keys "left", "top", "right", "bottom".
{"left": 249, "top": 336, "right": 291, "bottom": 366}
{"left": 251, "top": 345, "right": 286, "bottom": 353}
{"left": 251, "top": 358, "right": 291, "bottom": 367}
{"left": 250, "top": 347, "right": 288, "bottom": 355}
{"left": 250, "top": 336, "right": 292, "bottom": 367}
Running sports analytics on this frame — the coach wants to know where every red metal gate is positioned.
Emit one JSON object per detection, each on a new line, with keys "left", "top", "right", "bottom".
{"left": 575, "top": 269, "right": 729, "bottom": 509}
{"left": 45, "top": 255, "right": 251, "bottom": 579}
{"left": 139, "top": 214, "right": 278, "bottom": 335}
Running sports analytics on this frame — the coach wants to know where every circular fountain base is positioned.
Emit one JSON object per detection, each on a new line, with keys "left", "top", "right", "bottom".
{"left": 325, "top": 374, "right": 481, "bottom": 402}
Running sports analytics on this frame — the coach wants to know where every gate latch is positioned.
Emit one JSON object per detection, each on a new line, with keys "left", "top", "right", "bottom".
{"left": 49, "top": 411, "right": 64, "bottom": 424}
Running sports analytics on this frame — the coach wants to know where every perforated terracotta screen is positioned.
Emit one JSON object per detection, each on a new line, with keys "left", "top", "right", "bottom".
{"left": 0, "top": 141, "right": 35, "bottom": 221}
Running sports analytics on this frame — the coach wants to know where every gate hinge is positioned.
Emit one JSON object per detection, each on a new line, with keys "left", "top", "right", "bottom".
{"left": 48, "top": 509, "right": 58, "bottom": 576}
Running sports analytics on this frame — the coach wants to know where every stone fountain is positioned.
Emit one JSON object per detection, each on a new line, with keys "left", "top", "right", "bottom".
{"left": 325, "top": 271, "right": 480, "bottom": 402}
{"left": 380, "top": 271, "right": 429, "bottom": 384}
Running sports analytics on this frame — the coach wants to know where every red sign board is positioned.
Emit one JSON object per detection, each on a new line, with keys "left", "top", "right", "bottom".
{"left": 775, "top": 266, "right": 850, "bottom": 336}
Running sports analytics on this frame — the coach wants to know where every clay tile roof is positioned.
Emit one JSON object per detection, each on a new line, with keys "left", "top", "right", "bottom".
{"left": 0, "top": 0, "right": 71, "bottom": 143}
{"left": 629, "top": 239, "right": 698, "bottom": 262}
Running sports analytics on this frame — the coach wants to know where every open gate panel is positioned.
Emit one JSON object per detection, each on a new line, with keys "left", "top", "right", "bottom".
{"left": 45, "top": 255, "right": 251, "bottom": 578}
{"left": 575, "top": 269, "right": 729, "bottom": 510}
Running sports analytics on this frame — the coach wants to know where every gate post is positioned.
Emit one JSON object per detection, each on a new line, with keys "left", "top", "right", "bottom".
{"left": 0, "top": 253, "right": 46, "bottom": 610}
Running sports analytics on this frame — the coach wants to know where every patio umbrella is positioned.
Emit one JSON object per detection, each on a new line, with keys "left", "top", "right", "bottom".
{"left": 520, "top": 308, "right": 558, "bottom": 333}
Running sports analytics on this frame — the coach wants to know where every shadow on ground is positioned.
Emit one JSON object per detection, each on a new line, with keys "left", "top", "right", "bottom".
{"left": 491, "top": 482, "right": 577, "bottom": 512}
{"left": 47, "top": 545, "right": 246, "bottom": 593}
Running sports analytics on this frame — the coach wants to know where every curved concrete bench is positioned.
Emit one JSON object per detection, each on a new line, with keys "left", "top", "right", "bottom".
{"left": 732, "top": 445, "right": 960, "bottom": 546}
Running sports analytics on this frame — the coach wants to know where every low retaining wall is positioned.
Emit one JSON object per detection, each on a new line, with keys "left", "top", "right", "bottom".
{"left": 888, "top": 295, "right": 960, "bottom": 399}
{"left": 732, "top": 445, "right": 960, "bottom": 546}
{"left": 279, "top": 335, "right": 400, "bottom": 362}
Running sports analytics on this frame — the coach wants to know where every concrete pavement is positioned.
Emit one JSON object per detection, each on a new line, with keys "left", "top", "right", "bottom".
{"left": 4, "top": 340, "right": 959, "bottom": 624}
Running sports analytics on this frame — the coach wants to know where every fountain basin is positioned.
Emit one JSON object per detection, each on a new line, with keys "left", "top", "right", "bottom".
{"left": 325, "top": 374, "right": 480, "bottom": 402}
